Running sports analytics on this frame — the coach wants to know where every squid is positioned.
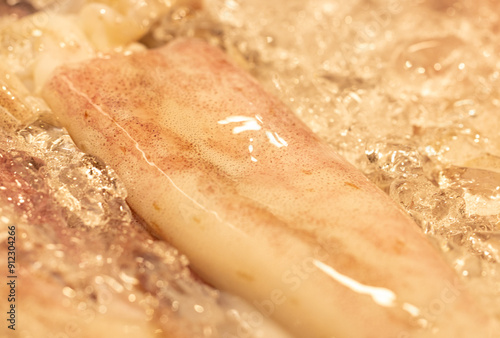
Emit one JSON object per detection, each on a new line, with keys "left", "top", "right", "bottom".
{"left": 0, "top": 69, "right": 289, "bottom": 338}
{"left": 42, "top": 38, "right": 495, "bottom": 338}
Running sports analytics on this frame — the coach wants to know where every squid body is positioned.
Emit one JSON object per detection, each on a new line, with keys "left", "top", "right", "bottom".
{"left": 42, "top": 38, "right": 494, "bottom": 338}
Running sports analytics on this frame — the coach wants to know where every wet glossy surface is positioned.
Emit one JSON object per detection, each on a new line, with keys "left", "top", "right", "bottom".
{"left": 43, "top": 38, "right": 494, "bottom": 338}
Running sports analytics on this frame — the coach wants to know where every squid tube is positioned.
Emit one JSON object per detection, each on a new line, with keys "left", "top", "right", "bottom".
{"left": 42, "top": 38, "right": 494, "bottom": 338}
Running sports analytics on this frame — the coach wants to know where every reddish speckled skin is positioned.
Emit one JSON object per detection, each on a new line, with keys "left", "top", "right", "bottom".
{"left": 42, "top": 39, "right": 493, "bottom": 338}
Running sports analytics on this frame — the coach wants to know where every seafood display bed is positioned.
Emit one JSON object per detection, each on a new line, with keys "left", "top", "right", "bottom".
{"left": 1, "top": 0, "right": 500, "bottom": 337}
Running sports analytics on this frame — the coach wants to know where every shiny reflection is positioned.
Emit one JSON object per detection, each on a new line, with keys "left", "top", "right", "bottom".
{"left": 266, "top": 131, "right": 288, "bottom": 148}
{"left": 218, "top": 115, "right": 262, "bottom": 134}
{"left": 218, "top": 115, "right": 289, "bottom": 150}
{"left": 313, "top": 260, "right": 396, "bottom": 307}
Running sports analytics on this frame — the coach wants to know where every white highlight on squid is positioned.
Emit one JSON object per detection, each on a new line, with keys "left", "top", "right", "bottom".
{"left": 313, "top": 259, "right": 396, "bottom": 307}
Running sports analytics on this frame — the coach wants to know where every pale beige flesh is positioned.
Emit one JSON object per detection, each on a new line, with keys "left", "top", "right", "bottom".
{"left": 42, "top": 38, "right": 495, "bottom": 338}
